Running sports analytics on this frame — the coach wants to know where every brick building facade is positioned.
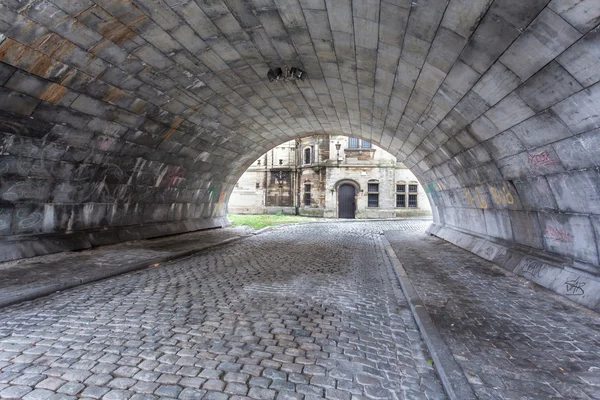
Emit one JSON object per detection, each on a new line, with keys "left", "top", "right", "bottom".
{"left": 229, "top": 135, "right": 432, "bottom": 218}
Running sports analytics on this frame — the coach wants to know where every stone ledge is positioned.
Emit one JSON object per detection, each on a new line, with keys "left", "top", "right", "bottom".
{"left": 381, "top": 234, "right": 478, "bottom": 400}
{"left": 0, "top": 217, "right": 229, "bottom": 263}
{"left": 427, "top": 223, "right": 600, "bottom": 312}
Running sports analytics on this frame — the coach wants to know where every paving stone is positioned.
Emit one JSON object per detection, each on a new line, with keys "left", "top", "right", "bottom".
{"left": 81, "top": 386, "right": 110, "bottom": 399}
{"left": 22, "top": 389, "right": 55, "bottom": 400}
{"left": 101, "top": 389, "right": 134, "bottom": 400}
{"left": 154, "top": 385, "right": 182, "bottom": 397}
{"left": 178, "top": 388, "right": 207, "bottom": 399}
{"left": 10, "top": 374, "right": 45, "bottom": 386}
{"left": 247, "top": 387, "right": 276, "bottom": 400}
{"left": 203, "top": 391, "right": 229, "bottom": 400}
{"left": 108, "top": 378, "right": 137, "bottom": 390}
{"left": 56, "top": 382, "right": 84, "bottom": 395}
{"left": 129, "top": 382, "right": 159, "bottom": 394}
{"left": 0, "top": 385, "right": 33, "bottom": 398}
{"left": 203, "top": 380, "right": 225, "bottom": 392}
{"left": 224, "top": 383, "right": 248, "bottom": 395}
{"left": 274, "top": 391, "right": 302, "bottom": 400}
{"left": 36, "top": 377, "right": 65, "bottom": 391}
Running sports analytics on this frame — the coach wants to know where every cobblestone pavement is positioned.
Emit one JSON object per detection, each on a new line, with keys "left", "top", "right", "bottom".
{"left": 0, "top": 220, "right": 446, "bottom": 400}
{"left": 0, "top": 226, "right": 251, "bottom": 307}
{"left": 386, "top": 230, "right": 600, "bottom": 400}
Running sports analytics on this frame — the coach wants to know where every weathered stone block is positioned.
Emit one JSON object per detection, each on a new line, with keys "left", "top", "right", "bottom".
{"left": 0, "top": 62, "right": 16, "bottom": 85}
{"left": 484, "top": 209, "right": 513, "bottom": 241}
{"left": 557, "top": 27, "right": 600, "bottom": 87}
{"left": 538, "top": 212, "right": 598, "bottom": 265}
{"left": 500, "top": 9, "right": 581, "bottom": 81}
{"left": 0, "top": 87, "right": 40, "bottom": 115}
{"left": 486, "top": 131, "right": 525, "bottom": 160}
{"left": 516, "top": 61, "right": 583, "bottom": 112}
{"left": 484, "top": 93, "right": 535, "bottom": 132}
{"left": 547, "top": 170, "right": 600, "bottom": 214}
{"left": 549, "top": 0, "right": 600, "bottom": 33}
{"left": 459, "top": 13, "right": 520, "bottom": 74}
{"left": 509, "top": 210, "right": 543, "bottom": 249}
{"left": 552, "top": 82, "right": 600, "bottom": 134}
{"left": 513, "top": 177, "right": 558, "bottom": 212}
{"left": 509, "top": 111, "right": 572, "bottom": 149}
{"left": 552, "top": 128, "right": 600, "bottom": 170}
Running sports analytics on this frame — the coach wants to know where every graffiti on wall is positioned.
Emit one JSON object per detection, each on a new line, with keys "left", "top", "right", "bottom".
{"left": 0, "top": 209, "right": 11, "bottom": 231}
{"left": 157, "top": 166, "right": 186, "bottom": 189}
{"left": 527, "top": 151, "right": 560, "bottom": 171}
{"left": 424, "top": 181, "right": 444, "bottom": 201}
{"left": 1, "top": 181, "right": 43, "bottom": 202}
{"left": 16, "top": 210, "right": 43, "bottom": 230}
{"left": 489, "top": 185, "right": 514, "bottom": 206}
{"left": 464, "top": 188, "right": 487, "bottom": 209}
{"left": 463, "top": 183, "right": 516, "bottom": 209}
{"left": 521, "top": 259, "right": 547, "bottom": 279}
{"left": 564, "top": 277, "right": 585, "bottom": 295}
{"left": 545, "top": 226, "right": 574, "bottom": 243}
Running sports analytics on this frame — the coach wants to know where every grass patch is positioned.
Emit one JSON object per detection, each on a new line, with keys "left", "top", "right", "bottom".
{"left": 228, "top": 214, "right": 319, "bottom": 230}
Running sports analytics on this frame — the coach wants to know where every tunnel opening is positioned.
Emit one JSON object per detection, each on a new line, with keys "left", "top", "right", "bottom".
{"left": 228, "top": 134, "right": 433, "bottom": 219}
{"left": 0, "top": 0, "right": 597, "bottom": 309}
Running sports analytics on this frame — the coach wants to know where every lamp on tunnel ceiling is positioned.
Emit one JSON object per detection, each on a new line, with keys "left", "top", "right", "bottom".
{"left": 267, "top": 67, "right": 282, "bottom": 82}
{"left": 267, "top": 67, "right": 306, "bottom": 82}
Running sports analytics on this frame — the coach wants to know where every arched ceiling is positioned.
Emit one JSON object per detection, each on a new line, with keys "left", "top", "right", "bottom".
{"left": 0, "top": 0, "right": 599, "bottom": 296}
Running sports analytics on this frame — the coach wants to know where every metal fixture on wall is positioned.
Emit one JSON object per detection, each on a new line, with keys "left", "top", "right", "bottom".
{"left": 267, "top": 66, "right": 306, "bottom": 82}
{"left": 335, "top": 142, "right": 341, "bottom": 165}
{"left": 275, "top": 170, "right": 286, "bottom": 187}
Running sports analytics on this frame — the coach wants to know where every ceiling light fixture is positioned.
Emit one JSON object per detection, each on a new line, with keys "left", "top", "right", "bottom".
{"left": 267, "top": 66, "right": 306, "bottom": 82}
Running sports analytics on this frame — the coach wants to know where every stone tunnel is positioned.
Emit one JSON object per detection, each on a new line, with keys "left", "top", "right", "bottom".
{"left": 0, "top": 0, "right": 599, "bottom": 308}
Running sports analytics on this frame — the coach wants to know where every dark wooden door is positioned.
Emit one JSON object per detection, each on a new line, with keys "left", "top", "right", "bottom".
{"left": 338, "top": 184, "right": 356, "bottom": 219}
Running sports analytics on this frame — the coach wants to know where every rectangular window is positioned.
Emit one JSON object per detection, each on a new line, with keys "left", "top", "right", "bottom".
{"left": 361, "top": 140, "right": 372, "bottom": 149}
{"left": 304, "top": 184, "right": 311, "bottom": 206}
{"left": 348, "top": 137, "right": 359, "bottom": 148}
{"left": 409, "top": 184, "right": 418, "bottom": 193}
{"left": 396, "top": 184, "right": 406, "bottom": 193}
{"left": 368, "top": 183, "right": 379, "bottom": 208}
{"left": 396, "top": 194, "right": 406, "bottom": 208}
{"left": 304, "top": 148, "right": 311, "bottom": 164}
{"left": 408, "top": 194, "right": 418, "bottom": 208}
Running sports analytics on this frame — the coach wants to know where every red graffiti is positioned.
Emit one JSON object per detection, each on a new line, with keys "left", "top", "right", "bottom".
{"left": 162, "top": 166, "right": 186, "bottom": 188}
{"left": 545, "top": 226, "right": 574, "bottom": 243}
{"left": 527, "top": 151, "right": 560, "bottom": 171}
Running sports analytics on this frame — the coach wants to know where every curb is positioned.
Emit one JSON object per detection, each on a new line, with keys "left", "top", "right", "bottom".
{"left": 0, "top": 235, "right": 245, "bottom": 309}
{"left": 381, "top": 234, "right": 478, "bottom": 400}
{"left": 253, "top": 226, "right": 274, "bottom": 235}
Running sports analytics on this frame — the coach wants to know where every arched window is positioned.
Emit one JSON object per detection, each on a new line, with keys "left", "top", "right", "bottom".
{"left": 304, "top": 147, "right": 311, "bottom": 164}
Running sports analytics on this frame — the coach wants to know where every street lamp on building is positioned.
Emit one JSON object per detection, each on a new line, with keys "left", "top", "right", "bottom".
{"left": 335, "top": 142, "right": 341, "bottom": 164}
{"left": 275, "top": 170, "right": 285, "bottom": 187}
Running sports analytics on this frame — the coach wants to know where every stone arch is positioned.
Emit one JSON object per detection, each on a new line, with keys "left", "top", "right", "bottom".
{"left": 0, "top": 0, "right": 598, "bottom": 308}
{"left": 333, "top": 179, "right": 361, "bottom": 192}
